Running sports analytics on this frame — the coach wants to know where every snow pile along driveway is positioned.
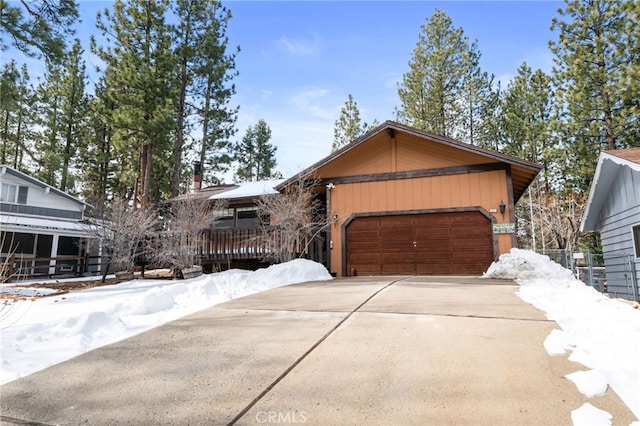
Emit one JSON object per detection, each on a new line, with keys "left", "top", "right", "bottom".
{"left": 484, "top": 248, "right": 640, "bottom": 424}
{"left": 0, "top": 259, "right": 332, "bottom": 385}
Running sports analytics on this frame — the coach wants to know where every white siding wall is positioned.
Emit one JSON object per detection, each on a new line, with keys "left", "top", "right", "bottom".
{"left": 599, "top": 167, "right": 640, "bottom": 300}
{"left": 1, "top": 172, "right": 83, "bottom": 213}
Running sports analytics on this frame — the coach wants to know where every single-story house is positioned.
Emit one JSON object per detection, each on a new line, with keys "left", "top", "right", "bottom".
{"left": 208, "top": 179, "right": 285, "bottom": 228}
{"left": 277, "top": 121, "right": 541, "bottom": 277}
{"left": 173, "top": 161, "right": 283, "bottom": 229}
{"left": 1, "top": 165, "right": 95, "bottom": 279}
{"left": 580, "top": 148, "right": 640, "bottom": 301}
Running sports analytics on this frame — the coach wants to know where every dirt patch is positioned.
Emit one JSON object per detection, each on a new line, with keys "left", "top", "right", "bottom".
{"left": 1, "top": 269, "right": 174, "bottom": 303}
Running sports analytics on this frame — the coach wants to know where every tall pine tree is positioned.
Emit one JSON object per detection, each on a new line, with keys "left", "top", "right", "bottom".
{"left": 94, "top": 0, "right": 177, "bottom": 208}
{"left": 397, "top": 9, "right": 491, "bottom": 141}
{"left": 57, "top": 39, "right": 89, "bottom": 192}
{"left": 332, "top": 94, "right": 364, "bottom": 152}
{"left": 550, "top": 0, "right": 639, "bottom": 191}
{"left": 500, "top": 63, "right": 558, "bottom": 190}
{"left": 170, "top": 0, "right": 238, "bottom": 194}
{"left": 190, "top": 0, "right": 239, "bottom": 187}
{"left": 234, "top": 119, "right": 278, "bottom": 182}
{"left": 0, "top": 61, "right": 36, "bottom": 169}
{"left": 0, "top": 0, "right": 78, "bottom": 63}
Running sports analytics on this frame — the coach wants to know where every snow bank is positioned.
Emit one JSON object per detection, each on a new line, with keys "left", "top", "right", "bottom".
{"left": 484, "top": 248, "right": 640, "bottom": 424}
{"left": 0, "top": 259, "right": 332, "bottom": 384}
{"left": 483, "top": 248, "right": 574, "bottom": 282}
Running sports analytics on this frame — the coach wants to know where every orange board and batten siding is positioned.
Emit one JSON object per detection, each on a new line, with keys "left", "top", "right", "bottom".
{"left": 327, "top": 171, "right": 512, "bottom": 275}
{"left": 318, "top": 132, "right": 496, "bottom": 178}
{"left": 276, "top": 122, "right": 540, "bottom": 277}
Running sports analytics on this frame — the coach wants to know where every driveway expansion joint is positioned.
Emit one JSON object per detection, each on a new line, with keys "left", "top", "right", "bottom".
{"left": 355, "top": 310, "right": 554, "bottom": 322}
{"left": 227, "top": 277, "right": 408, "bottom": 425}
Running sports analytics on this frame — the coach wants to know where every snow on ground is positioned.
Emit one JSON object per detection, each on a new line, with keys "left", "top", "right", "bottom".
{"left": 484, "top": 248, "right": 640, "bottom": 425}
{"left": 0, "top": 259, "right": 332, "bottom": 385}
{"left": 2, "top": 249, "right": 639, "bottom": 425}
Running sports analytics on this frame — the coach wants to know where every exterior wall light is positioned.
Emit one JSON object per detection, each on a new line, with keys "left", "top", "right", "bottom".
{"left": 499, "top": 200, "right": 506, "bottom": 218}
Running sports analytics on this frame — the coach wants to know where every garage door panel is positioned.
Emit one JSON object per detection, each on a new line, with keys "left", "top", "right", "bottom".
{"left": 382, "top": 265, "right": 415, "bottom": 274}
{"left": 451, "top": 263, "right": 483, "bottom": 274}
{"left": 346, "top": 211, "right": 493, "bottom": 276}
{"left": 415, "top": 228, "right": 450, "bottom": 239}
{"left": 348, "top": 217, "right": 380, "bottom": 229}
{"left": 415, "top": 239, "right": 451, "bottom": 249}
{"left": 452, "top": 227, "right": 491, "bottom": 238}
{"left": 349, "top": 265, "right": 382, "bottom": 274}
{"left": 349, "top": 251, "right": 380, "bottom": 261}
{"left": 381, "top": 230, "right": 413, "bottom": 241}
{"left": 451, "top": 241, "right": 490, "bottom": 251}
{"left": 415, "top": 246, "right": 452, "bottom": 256}
{"left": 417, "top": 263, "right": 453, "bottom": 274}
{"left": 415, "top": 253, "right": 452, "bottom": 264}
{"left": 453, "top": 250, "right": 493, "bottom": 261}
{"left": 414, "top": 214, "right": 450, "bottom": 226}
{"left": 381, "top": 244, "right": 413, "bottom": 253}
{"left": 348, "top": 229, "right": 380, "bottom": 238}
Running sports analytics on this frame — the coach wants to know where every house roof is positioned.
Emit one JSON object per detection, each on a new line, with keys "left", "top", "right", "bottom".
{"left": 208, "top": 179, "right": 285, "bottom": 202}
{"left": 581, "top": 148, "right": 640, "bottom": 231}
{"left": 0, "top": 165, "right": 88, "bottom": 207}
{"left": 171, "top": 184, "right": 238, "bottom": 201}
{"left": 605, "top": 147, "right": 640, "bottom": 164}
{"left": 1, "top": 214, "right": 92, "bottom": 236}
{"left": 276, "top": 121, "right": 541, "bottom": 202}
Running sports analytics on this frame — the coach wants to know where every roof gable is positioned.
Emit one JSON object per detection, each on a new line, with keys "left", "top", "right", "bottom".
{"left": 581, "top": 149, "right": 640, "bottom": 231}
{"left": 278, "top": 121, "right": 541, "bottom": 201}
{"left": 0, "top": 165, "right": 87, "bottom": 207}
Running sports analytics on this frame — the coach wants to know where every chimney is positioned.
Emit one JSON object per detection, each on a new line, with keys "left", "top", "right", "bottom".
{"left": 192, "top": 161, "right": 202, "bottom": 192}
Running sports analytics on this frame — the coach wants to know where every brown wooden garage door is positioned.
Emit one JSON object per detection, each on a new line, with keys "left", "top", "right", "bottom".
{"left": 346, "top": 211, "right": 494, "bottom": 275}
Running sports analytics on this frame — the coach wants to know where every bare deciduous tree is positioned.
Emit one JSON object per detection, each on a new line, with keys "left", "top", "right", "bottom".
{"left": 86, "top": 198, "right": 157, "bottom": 279}
{"left": 516, "top": 182, "right": 586, "bottom": 251}
{"left": 256, "top": 175, "right": 328, "bottom": 263}
{"left": 154, "top": 197, "right": 227, "bottom": 277}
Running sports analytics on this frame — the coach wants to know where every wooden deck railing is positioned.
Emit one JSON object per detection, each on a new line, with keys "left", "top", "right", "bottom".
{"left": 1, "top": 254, "right": 106, "bottom": 283}
{"left": 1, "top": 228, "right": 326, "bottom": 283}
{"left": 199, "top": 227, "right": 324, "bottom": 263}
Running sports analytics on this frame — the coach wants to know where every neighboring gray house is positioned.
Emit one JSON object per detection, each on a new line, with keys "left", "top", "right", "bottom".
{"left": 581, "top": 148, "right": 640, "bottom": 301}
{"left": 1, "top": 166, "right": 95, "bottom": 279}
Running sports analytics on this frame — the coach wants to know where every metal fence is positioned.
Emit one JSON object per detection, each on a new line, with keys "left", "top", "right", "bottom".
{"left": 535, "top": 249, "right": 639, "bottom": 302}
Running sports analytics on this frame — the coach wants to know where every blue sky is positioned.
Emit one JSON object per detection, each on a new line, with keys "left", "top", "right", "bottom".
{"left": 7, "top": 0, "right": 564, "bottom": 180}
{"left": 224, "top": 1, "right": 562, "bottom": 178}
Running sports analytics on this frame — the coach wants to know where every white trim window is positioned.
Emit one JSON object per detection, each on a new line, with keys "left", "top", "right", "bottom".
{"left": 0, "top": 183, "right": 29, "bottom": 203}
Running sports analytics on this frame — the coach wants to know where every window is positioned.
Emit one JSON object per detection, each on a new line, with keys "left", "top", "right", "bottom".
{"left": 212, "top": 208, "right": 234, "bottom": 223}
{"left": 17, "top": 186, "right": 28, "bottom": 204}
{"left": 633, "top": 225, "right": 640, "bottom": 258}
{"left": 0, "top": 183, "right": 28, "bottom": 204}
{"left": 1, "top": 183, "right": 16, "bottom": 202}
{"left": 236, "top": 207, "right": 258, "bottom": 220}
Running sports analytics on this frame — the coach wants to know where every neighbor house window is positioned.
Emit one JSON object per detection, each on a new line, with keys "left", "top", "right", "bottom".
{"left": 0, "top": 183, "right": 28, "bottom": 204}
{"left": 212, "top": 208, "right": 234, "bottom": 225}
{"left": 236, "top": 206, "right": 258, "bottom": 220}
{"left": 633, "top": 225, "right": 640, "bottom": 258}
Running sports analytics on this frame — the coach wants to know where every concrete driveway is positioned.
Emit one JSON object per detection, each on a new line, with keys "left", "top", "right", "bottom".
{"left": 1, "top": 276, "right": 636, "bottom": 425}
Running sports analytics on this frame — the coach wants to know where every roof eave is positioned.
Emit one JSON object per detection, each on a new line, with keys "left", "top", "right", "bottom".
{"left": 580, "top": 153, "right": 620, "bottom": 232}
{"left": 276, "top": 121, "right": 542, "bottom": 192}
